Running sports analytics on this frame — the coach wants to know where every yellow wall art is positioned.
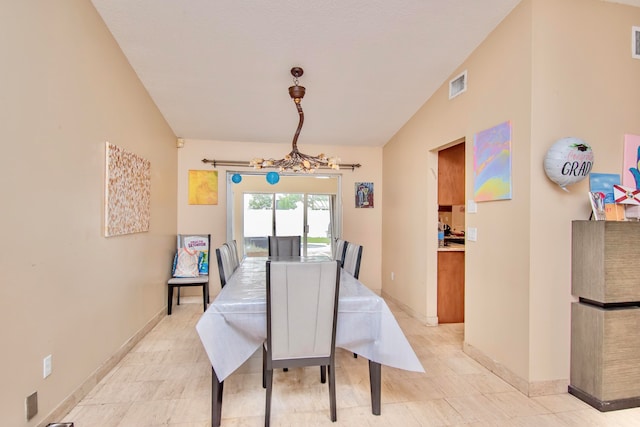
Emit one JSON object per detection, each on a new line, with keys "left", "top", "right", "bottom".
{"left": 189, "top": 170, "right": 218, "bottom": 205}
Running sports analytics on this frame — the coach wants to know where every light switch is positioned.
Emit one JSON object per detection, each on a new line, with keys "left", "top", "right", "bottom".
{"left": 43, "top": 355, "right": 52, "bottom": 378}
{"left": 467, "top": 227, "right": 477, "bottom": 241}
{"left": 467, "top": 200, "right": 477, "bottom": 213}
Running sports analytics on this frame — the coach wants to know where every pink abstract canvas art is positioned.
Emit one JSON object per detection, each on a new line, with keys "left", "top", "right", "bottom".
{"left": 623, "top": 134, "right": 640, "bottom": 188}
{"left": 473, "top": 121, "right": 512, "bottom": 202}
{"left": 623, "top": 134, "right": 640, "bottom": 219}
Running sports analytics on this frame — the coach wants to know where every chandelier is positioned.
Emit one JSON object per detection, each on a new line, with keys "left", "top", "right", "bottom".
{"left": 249, "top": 67, "right": 340, "bottom": 173}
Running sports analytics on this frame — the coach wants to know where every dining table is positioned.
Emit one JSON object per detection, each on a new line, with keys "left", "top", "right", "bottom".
{"left": 196, "top": 255, "right": 424, "bottom": 427}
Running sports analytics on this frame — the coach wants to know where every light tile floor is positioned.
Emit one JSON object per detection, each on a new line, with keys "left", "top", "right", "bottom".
{"left": 62, "top": 297, "right": 640, "bottom": 426}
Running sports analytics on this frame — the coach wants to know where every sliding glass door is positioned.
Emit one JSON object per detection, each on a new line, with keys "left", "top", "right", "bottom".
{"left": 242, "top": 192, "right": 333, "bottom": 257}
{"left": 227, "top": 172, "right": 341, "bottom": 259}
{"left": 306, "top": 194, "right": 332, "bottom": 256}
{"left": 274, "top": 193, "right": 304, "bottom": 237}
{"left": 243, "top": 193, "right": 272, "bottom": 256}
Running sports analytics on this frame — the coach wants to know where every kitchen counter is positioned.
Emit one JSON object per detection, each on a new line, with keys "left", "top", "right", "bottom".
{"left": 438, "top": 242, "right": 465, "bottom": 252}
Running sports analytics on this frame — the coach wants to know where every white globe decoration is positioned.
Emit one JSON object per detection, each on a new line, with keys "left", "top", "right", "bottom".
{"left": 543, "top": 137, "right": 593, "bottom": 191}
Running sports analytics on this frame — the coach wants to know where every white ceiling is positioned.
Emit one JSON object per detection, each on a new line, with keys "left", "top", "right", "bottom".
{"left": 90, "top": 0, "right": 640, "bottom": 148}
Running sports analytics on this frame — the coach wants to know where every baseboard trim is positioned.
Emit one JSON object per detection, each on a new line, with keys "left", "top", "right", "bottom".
{"left": 38, "top": 306, "right": 166, "bottom": 427}
{"left": 568, "top": 385, "right": 640, "bottom": 412}
{"left": 463, "top": 342, "right": 568, "bottom": 397}
{"left": 425, "top": 316, "right": 439, "bottom": 326}
{"left": 381, "top": 291, "right": 428, "bottom": 324}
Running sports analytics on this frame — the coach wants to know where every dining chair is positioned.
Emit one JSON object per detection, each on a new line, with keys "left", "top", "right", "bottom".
{"left": 167, "top": 234, "right": 210, "bottom": 315}
{"left": 225, "top": 240, "right": 240, "bottom": 270}
{"left": 267, "top": 235, "right": 301, "bottom": 256}
{"left": 263, "top": 260, "right": 341, "bottom": 426}
{"left": 333, "top": 238, "right": 348, "bottom": 267}
{"left": 342, "top": 241, "right": 364, "bottom": 358}
{"left": 266, "top": 235, "right": 302, "bottom": 373}
{"left": 343, "top": 242, "right": 363, "bottom": 279}
{"left": 215, "top": 244, "right": 235, "bottom": 289}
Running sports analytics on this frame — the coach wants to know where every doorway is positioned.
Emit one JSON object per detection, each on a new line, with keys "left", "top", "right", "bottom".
{"left": 437, "top": 141, "right": 466, "bottom": 324}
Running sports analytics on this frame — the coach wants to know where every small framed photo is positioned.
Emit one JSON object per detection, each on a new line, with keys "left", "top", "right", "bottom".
{"left": 355, "top": 182, "right": 374, "bottom": 208}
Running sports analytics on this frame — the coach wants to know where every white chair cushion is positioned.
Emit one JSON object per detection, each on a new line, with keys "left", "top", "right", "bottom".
{"left": 168, "top": 276, "right": 208, "bottom": 285}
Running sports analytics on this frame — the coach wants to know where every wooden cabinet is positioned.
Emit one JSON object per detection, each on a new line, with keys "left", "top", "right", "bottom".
{"left": 438, "top": 143, "right": 465, "bottom": 206}
{"left": 437, "top": 251, "right": 465, "bottom": 323}
{"left": 570, "top": 302, "right": 640, "bottom": 410}
{"left": 572, "top": 221, "right": 640, "bottom": 303}
{"left": 569, "top": 220, "right": 640, "bottom": 411}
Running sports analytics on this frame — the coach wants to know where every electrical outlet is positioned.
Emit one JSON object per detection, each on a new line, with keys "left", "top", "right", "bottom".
{"left": 43, "top": 354, "right": 52, "bottom": 378}
{"left": 26, "top": 391, "right": 37, "bottom": 420}
{"left": 391, "top": 272, "right": 395, "bottom": 281}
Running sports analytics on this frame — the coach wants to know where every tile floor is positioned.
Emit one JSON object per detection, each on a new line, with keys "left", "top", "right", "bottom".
{"left": 62, "top": 297, "right": 640, "bottom": 426}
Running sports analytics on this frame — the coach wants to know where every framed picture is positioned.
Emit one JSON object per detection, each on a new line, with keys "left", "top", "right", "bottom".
{"left": 355, "top": 182, "right": 374, "bottom": 208}
{"left": 589, "top": 173, "right": 620, "bottom": 204}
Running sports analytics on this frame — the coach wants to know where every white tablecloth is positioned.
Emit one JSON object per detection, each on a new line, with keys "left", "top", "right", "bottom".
{"left": 196, "top": 257, "right": 424, "bottom": 381}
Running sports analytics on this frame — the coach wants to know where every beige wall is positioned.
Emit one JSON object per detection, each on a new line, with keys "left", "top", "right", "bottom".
{"left": 383, "top": 0, "right": 533, "bottom": 380}
{"left": 177, "top": 139, "right": 383, "bottom": 293}
{"left": 382, "top": 0, "right": 640, "bottom": 395}
{"left": 529, "top": 0, "right": 640, "bottom": 384}
{"left": 6, "top": 2, "right": 639, "bottom": 424}
{"left": 1, "top": 2, "right": 177, "bottom": 425}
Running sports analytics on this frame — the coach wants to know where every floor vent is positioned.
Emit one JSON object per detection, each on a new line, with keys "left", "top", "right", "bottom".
{"left": 449, "top": 70, "right": 467, "bottom": 99}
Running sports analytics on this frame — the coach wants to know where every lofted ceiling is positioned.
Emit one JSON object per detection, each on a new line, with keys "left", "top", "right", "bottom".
{"left": 91, "top": 0, "right": 640, "bottom": 148}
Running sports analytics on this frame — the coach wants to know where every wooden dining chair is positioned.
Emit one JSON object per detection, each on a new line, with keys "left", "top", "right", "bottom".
{"left": 267, "top": 235, "right": 301, "bottom": 256}
{"left": 215, "top": 244, "right": 235, "bottom": 288}
{"left": 167, "top": 234, "right": 210, "bottom": 315}
{"left": 263, "top": 260, "right": 341, "bottom": 426}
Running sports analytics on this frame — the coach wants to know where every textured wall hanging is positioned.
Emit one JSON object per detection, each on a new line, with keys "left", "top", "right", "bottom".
{"left": 104, "top": 142, "right": 151, "bottom": 237}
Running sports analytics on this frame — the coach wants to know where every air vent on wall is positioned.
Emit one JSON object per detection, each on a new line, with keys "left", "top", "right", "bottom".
{"left": 449, "top": 70, "right": 467, "bottom": 99}
{"left": 632, "top": 26, "right": 640, "bottom": 59}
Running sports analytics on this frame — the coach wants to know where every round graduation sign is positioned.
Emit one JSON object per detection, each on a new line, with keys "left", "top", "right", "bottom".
{"left": 543, "top": 137, "right": 593, "bottom": 191}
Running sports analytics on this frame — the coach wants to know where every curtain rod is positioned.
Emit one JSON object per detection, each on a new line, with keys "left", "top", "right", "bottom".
{"left": 201, "top": 158, "right": 361, "bottom": 171}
